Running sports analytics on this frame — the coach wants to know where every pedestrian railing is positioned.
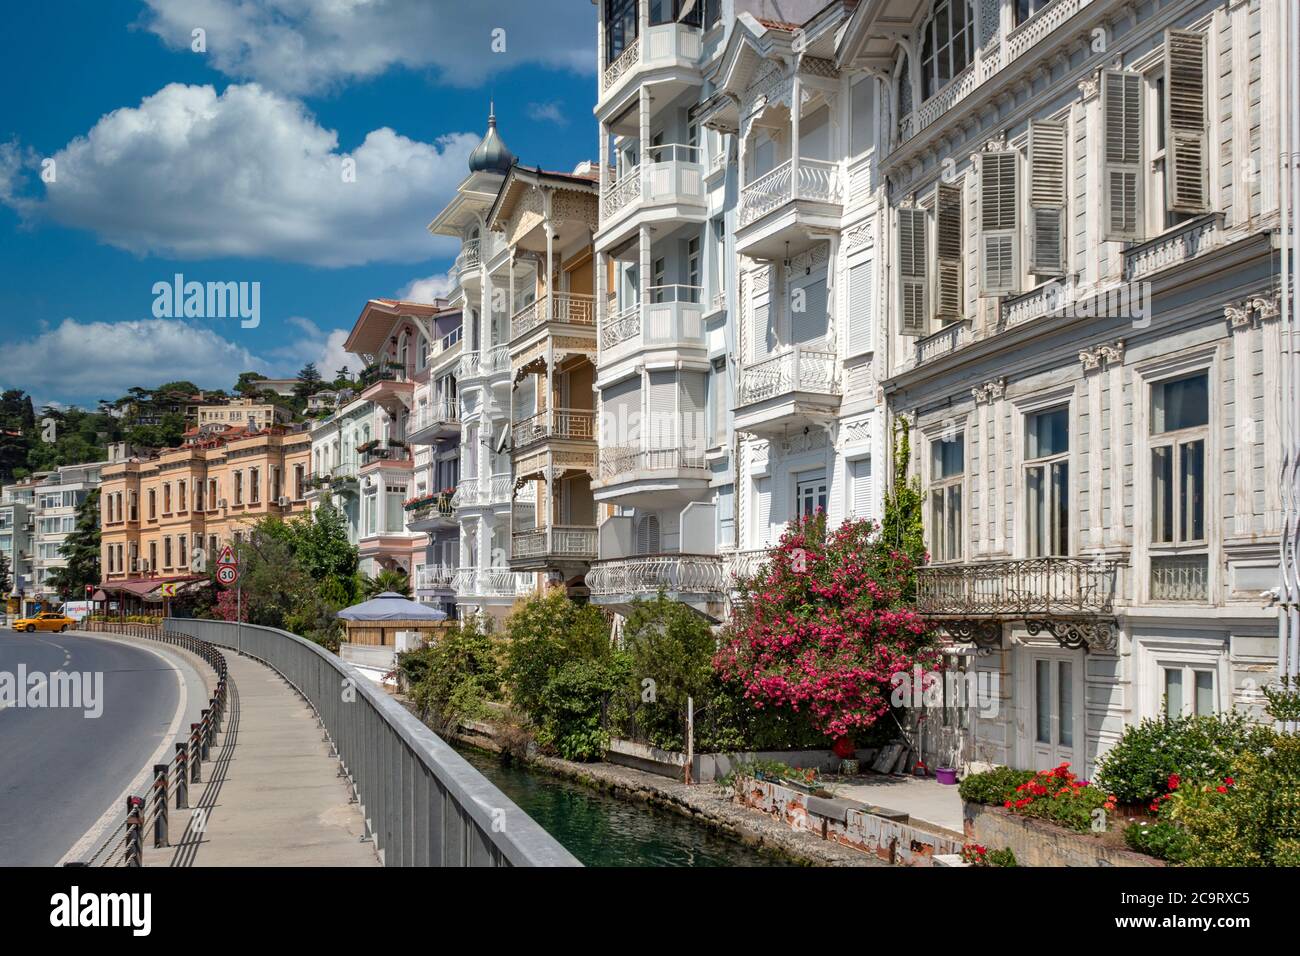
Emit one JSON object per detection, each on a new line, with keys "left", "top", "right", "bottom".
{"left": 69, "top": 628, "right": 229, "bottom": 867}
{"left": 160, "top": 618, "right": 579, "bottom": 867}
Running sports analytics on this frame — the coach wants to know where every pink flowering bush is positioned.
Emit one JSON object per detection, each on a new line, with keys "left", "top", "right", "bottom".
{"left": 714, "top": 513, "right": 939, "bottom": 741}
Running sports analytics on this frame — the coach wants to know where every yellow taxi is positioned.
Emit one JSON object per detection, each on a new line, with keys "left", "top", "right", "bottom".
{"left": 12, "top": 611, "right": 76, "bottom": 633}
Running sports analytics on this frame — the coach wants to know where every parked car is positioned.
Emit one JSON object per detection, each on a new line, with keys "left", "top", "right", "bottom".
{"left": 12, "top": 611, "right": 76, "bottom": 633}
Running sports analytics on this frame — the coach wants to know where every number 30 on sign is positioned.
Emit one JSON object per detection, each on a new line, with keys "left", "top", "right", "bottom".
{"left": 217, "top": 565, "right": 238, "bottom": 585}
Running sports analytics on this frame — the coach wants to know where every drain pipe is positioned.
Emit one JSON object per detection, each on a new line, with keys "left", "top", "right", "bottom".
{"left": 1282, "top": 0, "right": 1300, "bottom": 732}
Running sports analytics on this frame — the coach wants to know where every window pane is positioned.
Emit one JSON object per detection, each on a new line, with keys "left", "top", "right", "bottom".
{"left": 948, "top": 486, "right": 962, "bottom": 559}
{"left": 1036, "top": 660, "right": 1051, "bottom": 744}
{"left": 1194, "top": 670, "right": 1214, "bottom": 715}
{"left": 1051, "top": 462, "right": 1069, "bottom": 556}
{"left": 1152, "top": 373, "right": 1209, "bottom": 434}
{"left": 934, "top": 436, "right": 964, "bottom": 478}
{"left": 1164, "top": 668, "right": 1184, "bottom": 717}
{"left": 1180, "top": 439, "right": 1205, "bottom": 541}
{"left": 1152, "top": 446, "right": 1173, "bottom": 543}
{"left": 1058, "top": 661, "right": 1073, "bottom": 747}
{"left": 1027, "top": 465, "right": 1045, "bottom": 557}
{"left": 931, "top": 490, "right": 946, "bottom": 559}
{"left": 1027, "top": 407, "right": 1069, "bottom": 458}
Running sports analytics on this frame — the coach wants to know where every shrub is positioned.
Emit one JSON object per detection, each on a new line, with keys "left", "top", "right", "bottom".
{"left": 961, "top": 844, "right": 1017, "bottom": 867}
{"left": 399, "top": 618, "right": 501, "bottom": 736}
{"left": 536, "top": 656, "right": 630, "bottom": 761}
{"left": 1095, "top": 712, "right": 1272, "bottom": 805}
{"left": 1124, "top": 817, "right": 1192, "bottom": 863}
{"left": 959, "top": 766, "right": 1035, "bottom": 806}
{"left": 715, "top": 513, "right": 939, "bottom": 741}
{"left": 1002, "top": 763, "right": 1116, "bottom": 833}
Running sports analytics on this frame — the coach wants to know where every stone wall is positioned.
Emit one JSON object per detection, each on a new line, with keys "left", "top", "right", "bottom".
{"left": 963, "top": 802, "right": 1161, "bottom": 868}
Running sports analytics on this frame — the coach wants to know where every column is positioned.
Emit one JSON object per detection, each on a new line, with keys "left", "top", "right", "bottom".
{"left": 639, "top": 224, "right": 651, "bottom": 309}
{"left": 790, "top": 73, "right": 801, "bottom": 202}
{"left": 639, "top": 85, "right": 650, "bottom": 169}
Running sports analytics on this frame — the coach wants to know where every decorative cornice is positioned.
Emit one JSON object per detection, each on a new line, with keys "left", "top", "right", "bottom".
{"left": 1225, "top": 292, "right": 1280, "bottom": 331}
{"left": 971, "top": 377, "right": 1006, "bottom": 404}
{"left": 1079, "top": 339, "right": 1126, "bottom": 372}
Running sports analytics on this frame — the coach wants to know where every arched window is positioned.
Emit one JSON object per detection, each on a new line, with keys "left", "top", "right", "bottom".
{"left": 919, "top": 0, "right": 975, "bottom": 101}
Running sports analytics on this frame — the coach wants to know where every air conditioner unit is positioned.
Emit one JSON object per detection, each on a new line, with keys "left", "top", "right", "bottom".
{"left": 277, "top": 496, "right": 290, "bottom": 507}
{"left": 217, "top": 499, "right": 228, "bottom": 509}
{"left": 140, "top": 560, "right": 150, "bottom": 572}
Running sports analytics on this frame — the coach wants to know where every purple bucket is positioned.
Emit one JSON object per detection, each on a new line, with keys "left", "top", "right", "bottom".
{"left": 935, "top": 767, "right": 958, "bottom": 786}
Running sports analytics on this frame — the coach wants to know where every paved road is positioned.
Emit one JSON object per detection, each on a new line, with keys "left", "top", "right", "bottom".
{"left": 0, "top": 629, "right": 183, "bottom": 866}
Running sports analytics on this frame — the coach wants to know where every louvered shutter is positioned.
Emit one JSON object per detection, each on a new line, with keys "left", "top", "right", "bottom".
{"left": 977, "top": 150, "right": 1020, "bottom": 295}
{"left": 1165, "top": 30, "right": 1208, "bottom": 214}
{"left": 636, "top": 515, "right": 660, "bottom": 554}
{"left": 849, "top": 457, "right": 873, "bottom": 519}
{"left": 754, "top": 476, "right": 773, "bottom": 546}
{"left": 647, "top": 370, "right": 678, "bottom": 449}
{"left": 1028, "top": 120, "right": 1067, "bottom": 274}
{"left": 1102, "top": 70, "right": 1144, "bottom": 241}
{"left": 897, "top": 207, "right": 928, "bottom": 335}
{"left": 601, "top": 375, "right": 640, "bottom": 448}
{"left": 846, "top": 260, "right": 873, "bottom": 356}
{"left": 750, "top": 297, "right": 771, "bottom": 362}
{"left": 935, "top": 183, "right": 963, "bottom": 321}
{"left": 792, "top": 275, "right": 828, "bottom": 344}
{"left": 681, "top": 371, "right": 707, "bottom": 455}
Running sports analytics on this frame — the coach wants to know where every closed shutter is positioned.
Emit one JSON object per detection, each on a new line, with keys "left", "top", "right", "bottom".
{"left": 681, "top": 371, "right": 707, "bottom": 456}
{"left": 792, "top": 274, "right": 828, "bottom": 344}
{"left": 850, "top": 457, "right": 873, "bottom": 519}
{"left": 846, "top": 260, "right": 873, "bottom": 356}
{"left": 754, "top": 476, "right": 773, "bottom": 546}
{"left": 601, "top": 375, "right": 640, "bottom": 448}
{"left": 1102, "top": 70, "right": 1144, "bottom": 241}
{"left": 897, "top": 207, "right": 928, "bottom": 334}
{"left": 1165, "top": 30, "right": 1208, "bottom": 214}
{"left": 935, "top": 183, "right": 963, "bottom": 321}
{"left": 647, "top": 370, "right": 678, "bottom": 449}
{"left": 977, "top": 150, "right": 1020, "bottom": 295}
{"left": 636, "top": 515, "right": 660, "bottom": 554}
{"left": 1028, "top": 119, "right": 1067, "bottom": 274}
{"left": 750, "top": 296, "right": 771, "bottom": 362}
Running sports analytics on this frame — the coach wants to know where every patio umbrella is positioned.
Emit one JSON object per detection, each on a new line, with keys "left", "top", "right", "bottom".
{"left": 336, "top": 591, "right": 447, "bottom": 621}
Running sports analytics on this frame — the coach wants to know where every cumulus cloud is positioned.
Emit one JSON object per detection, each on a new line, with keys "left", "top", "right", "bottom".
{"left": 527, "top": 101, "right": 568, "bottom": 126}
{"left": 276, "top": 316, "right": 359, "bottom": 378}
{"left": 1, "top": 83, "right": 471, "bottom": 267}
{"left": 3, "top": 318, "right": 261, "bottom": 408}
{"left": 397, "top": 271, "right": 455, "bottom": 304}
{"left": 141, "top": 0, "right": 595, "bottom": 96}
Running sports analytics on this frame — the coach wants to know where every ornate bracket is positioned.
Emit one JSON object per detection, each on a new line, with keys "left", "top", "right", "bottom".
{"left": 934, "top": 619, "right": 1003, "bottom": 656}
{"left": 1024, "top": 618, "right": 1117, "bottom": 653}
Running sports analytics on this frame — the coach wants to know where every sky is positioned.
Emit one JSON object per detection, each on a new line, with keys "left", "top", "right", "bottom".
{"left": 0, "top": 0, "right": 599, "bottom": 411}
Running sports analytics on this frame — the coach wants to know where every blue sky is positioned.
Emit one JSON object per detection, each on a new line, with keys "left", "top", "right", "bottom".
{"left": 0, "top": 0, "right": 598, "bottom": 410}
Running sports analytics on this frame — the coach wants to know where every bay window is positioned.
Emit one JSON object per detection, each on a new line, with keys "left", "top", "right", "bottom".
{"left": 920, "top": 0, "right": 976, "bottom": 101}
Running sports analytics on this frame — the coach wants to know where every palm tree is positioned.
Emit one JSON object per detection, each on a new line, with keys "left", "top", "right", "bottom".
{"left": 362, "top": 568, "right": 411, "bottom": 599}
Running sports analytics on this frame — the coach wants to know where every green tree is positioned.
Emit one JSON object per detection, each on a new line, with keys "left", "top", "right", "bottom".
{"left": 293, "top": 362, "right": 324, "bottom": 402}
{"left": 0, "top": 551, "right": 11, "bottom": 596}
{"left": 361, "top": 567, "right": 412, "bottom": 599}
{"left": 234, "top": 371, "right": 269, "bottom": 397}
{"left": 399, "top": 617, "right": 502, "bottom": 735}
{"left": 46, "top": 489, "right": 101, "bottom": 599}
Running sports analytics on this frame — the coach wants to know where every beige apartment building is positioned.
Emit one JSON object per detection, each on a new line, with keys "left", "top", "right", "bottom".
{"left": 99, "top": 427, "right": 311, "bottom": 589}
{"left": 196, "top": 398, "right": 291, "bottom": 430}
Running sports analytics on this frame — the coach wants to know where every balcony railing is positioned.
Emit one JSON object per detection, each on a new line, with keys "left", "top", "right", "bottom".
{"left": 601, "top": 144, "right": 705, "bottom": 224}
{"left": 915, "top": 320, "right": 972, "bottom": 364}
{"left": 601, "top": 303, "right": 641, "bottom": 350}
{"left": 409, "top": 399, "right": 460, "bottom": 434}
{"left": 511, "top": 525, "right": 598, "bottom": 561}
{"left": 602, "top": 168, "right": 643, "bottom": 220}
{"left": 915, "top": 558, "right": 1120, "bottom": 617}
{"left": 454, "top": 238, "right": 481, "bottom": 277}
{"left": 585, "top": 553, "right": 725, "bottom": 597}
{"left": 598, "top": 446, "right": 708, "bottom": 479}
{"left": 451, "top": 473, "right": 513, "bottom": 509}
{"left": 360, "top": 445, "right": 412, "bottom": 467}
{"left": 512, "top": 408, "right": 595, "bottom": 449}
{"left": 1123, "top": 212, "right": 1223, "bottom": 282}
{"left": 738, "top": 345, "right": 839, "bottom": 406}
{"left": 602, "top": 36, "right": 640, "bottom": 91}
{"left": 406, "top": 496, "right": 455, "bottom": 525}
{"left": 724, "top": 548, "right": 773, "bottom": 584}
{"left": 599, "top": 286, "right": 705, "bottom": 354}
{"left": 511, "top": 292, "right": 596, "bottom": 340}
{"left": 415, "top": 564, "right": 456, "bottom": 591}
{"left": 458, "top": 344, "right": 511, "bottom": 380}
{"left": 739, "top": 158, "right": 842, "bottom": 228}
{"left": 453, "top": 567, "right": 536, "bottom": 598}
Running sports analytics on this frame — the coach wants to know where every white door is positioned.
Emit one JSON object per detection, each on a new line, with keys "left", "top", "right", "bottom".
{"left": 1024, "top": 649, "right": 1081, "bottom": 770}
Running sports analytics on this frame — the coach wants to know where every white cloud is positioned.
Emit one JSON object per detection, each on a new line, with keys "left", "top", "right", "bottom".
{"left": 527, "top": 101, "right": 568, "bottom": 126}
{"left": 275, "top": 316, "right": 359, "bottom": 379}
{"left": 3, "top": 318, "right": 260, "bottom": 408}
{"left": 141, "top": 0, "right": 595, "bottom": 96}
{"left": 1, "top": 83, "right": 471, "bottom": 267}
{"left": 397, "top": 272, "right": 455, "bottom": 304}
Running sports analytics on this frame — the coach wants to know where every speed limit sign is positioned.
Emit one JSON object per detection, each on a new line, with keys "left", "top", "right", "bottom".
{"left": 217, "top": 565, "right": 238, "bottom": 585}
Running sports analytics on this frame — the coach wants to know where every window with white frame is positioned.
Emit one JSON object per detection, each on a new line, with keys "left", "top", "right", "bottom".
{"left": 1014, "top": 0, "right": 1053, "bottom": 26}
{"left": 796, "top": 472, "right": 828, "bottom": 519}
{"left": 1024, "top": 407, "right": 1070, "bottom": 557}
{"left": 929, "top": 433, "right": 964, "bottom": 562}
{"left": 849, "top": 74, "right": 875, "bottom": 157}
{"left": 1162, "top": 663, "right": 1217, "bottom": 718}
{"left": 1149, "top": 371, "right": 1209, "bottom": 601}
{"left": 919, "top": 0, "right": 975, "bottom": 102}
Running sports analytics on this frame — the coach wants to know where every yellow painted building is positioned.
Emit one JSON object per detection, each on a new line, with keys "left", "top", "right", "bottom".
{"left": 99, "top": 428, "right": 311, "bottom": 585}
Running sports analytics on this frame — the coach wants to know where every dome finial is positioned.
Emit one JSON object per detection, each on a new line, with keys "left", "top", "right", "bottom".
{"left": 467, "top": 100, "right": 514, "bottom": 175}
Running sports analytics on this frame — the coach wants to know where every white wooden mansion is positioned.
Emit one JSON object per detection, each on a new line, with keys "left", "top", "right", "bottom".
{"left": 832, "top": 0, "right": 1286, "bottom": 776}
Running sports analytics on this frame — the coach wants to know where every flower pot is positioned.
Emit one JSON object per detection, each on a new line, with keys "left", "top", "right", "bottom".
{"left": 935, "top": 767, "right": 958, "bottom": 786}
{"left": 839, "top": 758, "right": 860, "bottom": 775}
{"left": 832, "top": 736, "right": 856, "bottom": 759}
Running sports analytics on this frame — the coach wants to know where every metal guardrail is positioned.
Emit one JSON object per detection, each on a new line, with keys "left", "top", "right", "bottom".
{"left": 163, "top": 618, "right": 580, "bottom": 867}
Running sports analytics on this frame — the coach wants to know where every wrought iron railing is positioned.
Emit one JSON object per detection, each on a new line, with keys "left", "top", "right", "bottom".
{"left": 511, "top": 525, "right": 598, "bottom": 561}
{"left": 602, "top": 36, "right": 640, "bottom": 90}
{"left": 585, "top": 553, "right": 725, "bottom": 597}
{"left": 598, "top": 446, "right": 709, "bottom": 479}
{"left": 1150, "top": 554, "right": 1209, "bottom": 602}
{"left": 601, "top": 303, "right": 641, "bottom": 350}
{"left": 915, "top": 557, "right": 1120, "bottom": 616}
{"left": 513, "top": 408, "right": 595, "bottom": 449}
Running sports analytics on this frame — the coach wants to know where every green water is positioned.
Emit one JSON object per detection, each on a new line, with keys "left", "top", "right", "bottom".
{"left": 455, "top": 746, "right": 787, "bottom": 867}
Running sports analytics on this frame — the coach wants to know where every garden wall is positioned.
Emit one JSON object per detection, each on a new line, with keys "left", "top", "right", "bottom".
{"left": 736, "top": 776, "right": 963, "bottom": 865}
{"left": 963, "top": 802, "right": 1161, "bottom": 867}
{"left": 607, "top": 738, "right": 880, "bottom": 783}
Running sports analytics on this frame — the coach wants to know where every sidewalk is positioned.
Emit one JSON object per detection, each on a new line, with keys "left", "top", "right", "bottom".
{"left": 147, "top": 651, "right": 379, "bottom": 867}
{"left": 825, "top": 773, "right": 965, "bottom": 837}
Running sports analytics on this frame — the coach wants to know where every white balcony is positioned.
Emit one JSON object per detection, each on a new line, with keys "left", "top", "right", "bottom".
{"left": 591, "top": 444, "right": 711, "bottom": 507}
{"left": 510, "top": 291, "right": 596, "bottom": 344}
{"left": 734, "top": 345, "right": 841, "bottom": 437}
{"left": 457, "top": 344, "right": 510, "bottom": 384}
{"left": 511, "top": 524, "right": 598, "bottom": 566}
{"left": 415, "top": 564, "right": 456, "bottom": 592}
{"left": 598, "top": 286, "right": 705, "bottom": 360}
{"left": 407, "top": 399, "right": 460, "bottom": 445}
{"left": 585, "top": 553, "right": 726, "bottom": 618}
{"left": 599, "top": 23, "right": 703, "bottom": 110}
{"left": 451, "top": 472, "right": 512, "bottom": 510}
{"left": 736, "top": 158, "right": 843, "bottom": 260}
{"left": 453, "top": 566, "right": 536, "bottom": 601}
{"left": 597, "top": 144, "right": 707, "bottom": 249}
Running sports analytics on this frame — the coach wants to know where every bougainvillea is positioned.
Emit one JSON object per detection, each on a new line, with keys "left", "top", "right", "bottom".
{"left": 714, "top": 512, "right": 940, "bottom": 740}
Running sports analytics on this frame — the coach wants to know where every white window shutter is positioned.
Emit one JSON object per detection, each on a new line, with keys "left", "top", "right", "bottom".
{"left": 637, "top": 515, "right": 660, "bottom": 554}
{"left": 792, "top": 275, "right": 828, "bottom": 344}
{"left": 754, "top": 476, "right": 772, "bottom": 546}
{"left": 1165, "top": 30, "right": 1209, "bottom": 214}
{"left": 1102, "top": 70, "right": 1144, "bottom": 241}
{"left": 847, "top": 260, "right": 874, "bottom": 356}
{"left": 680, "top": 371, "right": 707, "bottom": 455}
{"left": 935, "top": 183, "right": 963, "bottom": 321}
{"left": 850, "top": 458, "right": 873, "bottom": 519}
{"left": 977, "top": 151, "right": 1020, "bottom": 296}
{"left": 1028, "top": 119, "right": 1067, "bottom": 274}
{"left": 647, "top": 370, "right": 678, "bottom": 449}
{"left": 897, "top": 207, "right": 928, "bottom": 335}
{"left": 751, "top": 296, "right": 770, "bottom": 362}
